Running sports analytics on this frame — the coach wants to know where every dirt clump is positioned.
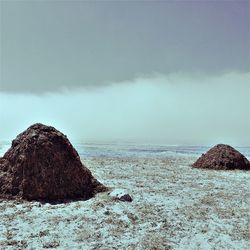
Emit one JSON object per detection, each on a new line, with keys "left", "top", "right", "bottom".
{"left": 0, "top": 123, "right": 107, "bottom": 201}
{"left": 193, "top": 144, "right": 250, "bottom": 170}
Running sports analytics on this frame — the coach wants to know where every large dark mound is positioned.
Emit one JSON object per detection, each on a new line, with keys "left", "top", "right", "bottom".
{"left": 0, "top": 123, "right": 107, "bottom": 201}
{"left": 193, "top": 144, "right": 250, "bottom": 170}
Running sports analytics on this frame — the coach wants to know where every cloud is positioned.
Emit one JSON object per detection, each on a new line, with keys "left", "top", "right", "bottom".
{"left": 0, "top": 72, "right": 249, "bottom": 146}
{"left": 1, "top": 0, "right": 249, "bottom": 93}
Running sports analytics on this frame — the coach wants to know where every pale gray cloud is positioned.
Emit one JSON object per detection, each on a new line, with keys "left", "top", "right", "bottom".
{"left": 1, "top": 72, "right": 249, "bottom": 146}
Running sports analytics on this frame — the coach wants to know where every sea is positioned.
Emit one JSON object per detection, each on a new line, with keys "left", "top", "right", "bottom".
{"left": 1, "top": 141, "right": 249, "bottom": 159}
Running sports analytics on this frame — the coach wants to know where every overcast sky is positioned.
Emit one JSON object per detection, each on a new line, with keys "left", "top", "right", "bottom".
{"left": 0, "top": 0, "right": 249, "bottom": 146}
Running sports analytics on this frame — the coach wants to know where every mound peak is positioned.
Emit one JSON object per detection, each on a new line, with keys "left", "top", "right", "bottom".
{"left": 0, "top": 123, "right": 107, "bottom": 201}
{"left": 193, "top": 144, "right": 250, "bottom": 170}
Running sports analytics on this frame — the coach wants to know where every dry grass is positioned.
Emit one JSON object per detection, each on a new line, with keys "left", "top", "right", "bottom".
{"left": 0, "top": 154, "right": 249, "bottom": 249}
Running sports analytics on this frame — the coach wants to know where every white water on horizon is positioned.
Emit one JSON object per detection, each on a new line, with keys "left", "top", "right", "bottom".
{"left": 1, "top": 142, "right": 250, "bottom": 159}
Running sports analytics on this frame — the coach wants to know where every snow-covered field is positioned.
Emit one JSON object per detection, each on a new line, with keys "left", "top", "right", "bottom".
{"left": 0, "top": 144, "right": 249, "bottom": 249}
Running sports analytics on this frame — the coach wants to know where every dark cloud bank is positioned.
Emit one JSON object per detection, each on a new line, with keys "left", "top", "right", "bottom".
{"left": 0, "top": 0, "right": 249, "bottom": 93}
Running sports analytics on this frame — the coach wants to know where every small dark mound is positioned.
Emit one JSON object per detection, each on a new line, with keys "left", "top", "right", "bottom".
{"left": 193, "top": 144, "right": 250, "bottom": 170}
{"left": 0, "top": 123, "right": 107, "bottom": 201}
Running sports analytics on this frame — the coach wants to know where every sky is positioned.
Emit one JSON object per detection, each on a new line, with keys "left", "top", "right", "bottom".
{"left": 0, "top": 0, "right": 249, "bottom": 146}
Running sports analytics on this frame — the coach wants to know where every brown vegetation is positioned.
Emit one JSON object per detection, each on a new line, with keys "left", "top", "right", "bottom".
{"left": 0, "top": 123, "right": 107, "bottom": 201}
{"left": 193, "top": 144, "right": 250, "bottom": 170}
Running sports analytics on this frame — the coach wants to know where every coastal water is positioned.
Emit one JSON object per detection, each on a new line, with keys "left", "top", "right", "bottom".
{"left": 75, "top": 143, "right": 250, "bottom": 159}
{"left": 1, "top": 141, "right": 249, "bottom": 159}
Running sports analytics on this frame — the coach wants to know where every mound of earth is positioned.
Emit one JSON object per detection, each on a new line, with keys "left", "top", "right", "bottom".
{"left": 0, "top": 123, "right": 107, "bottom": 201}
{"left": 193, "top": 144, "right": 250, "bottom": 170}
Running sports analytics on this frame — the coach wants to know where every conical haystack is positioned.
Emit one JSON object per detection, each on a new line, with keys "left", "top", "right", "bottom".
{"left": 0, "top": 123, "right": 107, "bottom": 201}
{"left": 193, "top": 144, "right": 250, "bottom": 170}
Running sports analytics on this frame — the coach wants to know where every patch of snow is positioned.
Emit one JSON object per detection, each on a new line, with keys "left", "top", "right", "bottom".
{"left": 0, "top": 144, "right": 249, "bottom": 249}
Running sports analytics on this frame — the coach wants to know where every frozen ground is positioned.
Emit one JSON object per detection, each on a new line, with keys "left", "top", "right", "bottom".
{"left": 0, "top": 144, "right": 249, "bottom": 249}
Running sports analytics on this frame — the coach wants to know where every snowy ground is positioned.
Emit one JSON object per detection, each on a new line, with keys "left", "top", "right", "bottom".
{"left": 0, "top": 145, "right": 250, "bottom": 249}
